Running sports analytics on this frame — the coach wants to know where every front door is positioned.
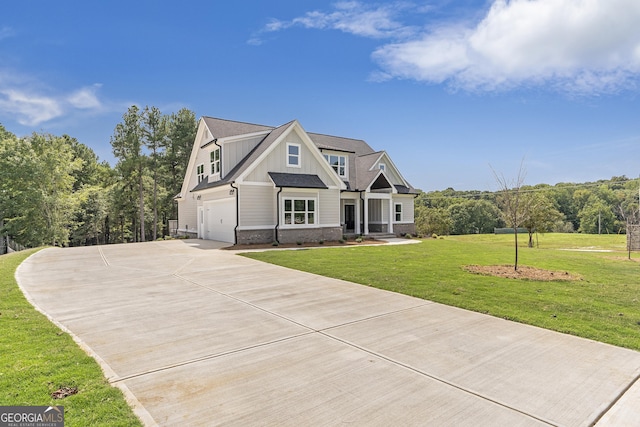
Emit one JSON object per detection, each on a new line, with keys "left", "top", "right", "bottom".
{"left": 344, "top": 204, "right": 355, "bottom": 232}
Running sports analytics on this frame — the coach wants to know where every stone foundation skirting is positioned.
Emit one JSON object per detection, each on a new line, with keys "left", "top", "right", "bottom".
{"left": 276, "top": 227, "right": 343, "bottom": 244}
{"left": 236, "top": 229, "right": 276, "bottom": 245}
{"left": 393, "top": 223, "right": 416, "bottom": 236}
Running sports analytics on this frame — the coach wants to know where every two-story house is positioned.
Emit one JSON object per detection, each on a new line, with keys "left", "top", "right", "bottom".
{"left": 176, "top": 117, "right": 416, "bottom": 244}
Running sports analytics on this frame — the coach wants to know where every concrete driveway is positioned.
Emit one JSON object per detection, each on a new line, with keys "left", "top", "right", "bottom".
{"left": 16, "top": 240, "right": 640, "bottom": 426}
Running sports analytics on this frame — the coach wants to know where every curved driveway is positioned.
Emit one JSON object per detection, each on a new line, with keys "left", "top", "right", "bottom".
{"left": 16, "top": 240, "right": 640, "bottom": 426}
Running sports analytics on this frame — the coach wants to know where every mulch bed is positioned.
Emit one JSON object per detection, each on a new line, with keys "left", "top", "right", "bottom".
{"left": 223, "top": 240, "right": 384, "bottom": 250}
{"left": 464, "top": 265, "right": 580, "bottom": 281}
{"left": 51, "top": 386, "right": 78, "bottom": 399}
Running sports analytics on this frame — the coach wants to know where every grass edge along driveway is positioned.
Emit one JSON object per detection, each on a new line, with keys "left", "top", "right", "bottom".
{"left": 243, "top": 233, "right": 640, "bottom": 351}
{"left": 0, "top": 249, "right": 142, "bottom": 427}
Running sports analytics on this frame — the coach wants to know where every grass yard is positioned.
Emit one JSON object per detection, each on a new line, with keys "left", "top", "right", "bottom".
{"left": 242, "top": 233, "right": 640, "bottom": 351}
{"left": 0, "top": 249, "right": 142, "bottom": 427}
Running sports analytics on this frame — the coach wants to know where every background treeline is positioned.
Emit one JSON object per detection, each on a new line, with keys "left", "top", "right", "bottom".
{"left": 415, "top": 177, "right": 640, "bottom": 238}
{"left": 2, "top": 105, "right": 639, "bottom": 250}
{"left": 0, "top": 106, "right": 196, "bottom": 249}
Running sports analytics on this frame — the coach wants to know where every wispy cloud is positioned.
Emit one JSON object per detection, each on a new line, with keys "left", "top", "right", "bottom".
{"left": 0, "top": 72, "right": 105, "bottom": 126}
{"left": 254, "top": 0, "right": 640, "bottom": 95}
{"left": 0, "top": 26, "right": 15, "bottom": 41}
{"left": 374, "top": 0, "right": 640, "bottom": 94}
{"left": 250, "top": 1, "right": 418, "bottom": 45}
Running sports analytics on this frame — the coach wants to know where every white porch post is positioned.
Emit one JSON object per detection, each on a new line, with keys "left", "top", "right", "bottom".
{"left": 355, "top": 197, "right": 361, "bottom": 235}
{"left": 388, "top": 198, "right": 394, "bottom": 234}
{"left": 364, "top": 195, "right": 369, "bottom": 235}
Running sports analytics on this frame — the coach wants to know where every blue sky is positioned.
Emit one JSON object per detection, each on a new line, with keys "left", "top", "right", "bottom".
{"left": 1, "top": 0, "right": 639, "bottom": 191}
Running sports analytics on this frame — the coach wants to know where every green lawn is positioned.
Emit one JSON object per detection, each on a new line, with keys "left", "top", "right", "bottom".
{"left": 243, "top": 233, "right": 640, "bottom": 351}
{"left": 0, "top": 249, "right": 142, "bottom": 427}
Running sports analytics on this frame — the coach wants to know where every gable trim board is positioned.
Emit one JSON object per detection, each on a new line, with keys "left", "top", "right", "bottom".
{"left": 177, "top": 117, "right": 416, "bottom": 244}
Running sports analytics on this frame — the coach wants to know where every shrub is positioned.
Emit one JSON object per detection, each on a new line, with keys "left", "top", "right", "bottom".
{"left": 319, "top": 240, "right": 324, "bottom": 245}
{"left": 355, "top": 237, "right": 363, "bottom": 243}
{"left": 272, "top": 241, "right": 279, "bottom": 247}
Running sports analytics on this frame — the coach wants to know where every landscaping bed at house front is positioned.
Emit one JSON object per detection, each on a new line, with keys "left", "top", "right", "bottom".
{"left": 224, "top": 239, "right": 383, "bottom": 250}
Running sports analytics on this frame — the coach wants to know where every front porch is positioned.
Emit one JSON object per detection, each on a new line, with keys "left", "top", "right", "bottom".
{"left": 340, "top": 195, "right": 400, "bottom": 237}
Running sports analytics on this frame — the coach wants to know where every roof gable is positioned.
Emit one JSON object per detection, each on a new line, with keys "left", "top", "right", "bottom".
{"left": 237, "top": 121, "right": 346, "bottom": 189}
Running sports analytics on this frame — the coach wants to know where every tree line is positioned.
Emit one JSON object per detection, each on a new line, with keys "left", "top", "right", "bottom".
{"left": 0, "top": 106, "right": 196, "bottom": 249}
{"left": 3, "top": 105, "right": 639, "bottom": 250}
{"left": 415, "top": 175, "right": 640, "bottom": 241}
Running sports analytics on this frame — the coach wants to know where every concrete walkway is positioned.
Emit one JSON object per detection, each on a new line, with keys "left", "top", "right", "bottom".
{"left": 16, "top": 240, "right": 640, "bottom": 426}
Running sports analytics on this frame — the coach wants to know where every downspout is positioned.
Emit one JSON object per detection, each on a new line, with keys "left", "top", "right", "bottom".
{"left": 230, "top": 182, "right": 238, "bottom": 245}
{"left": 213, "top": 139, "right": 222, "bottom": 178}
{"left": 275, "top": 186, "right": 283, "bottom": 243}
{"left": 359, "top": 190, "right": 365, "bottom": 236}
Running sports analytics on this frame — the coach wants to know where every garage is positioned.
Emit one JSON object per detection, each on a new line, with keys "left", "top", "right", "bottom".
{"left": 203, "top": 198, "right": 236, "bottom": 243}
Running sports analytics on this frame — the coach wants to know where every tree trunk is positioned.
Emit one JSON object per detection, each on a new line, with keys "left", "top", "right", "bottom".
{"left": 153, "top": 163, "right": 157, "bottom": 240}
{"left": 514, "top": 227, "right": 519, "bottom": 271}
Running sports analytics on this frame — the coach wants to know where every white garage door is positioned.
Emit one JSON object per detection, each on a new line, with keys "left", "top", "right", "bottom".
{"left": 203, "top": 199, "right": 236, "bottom": 243}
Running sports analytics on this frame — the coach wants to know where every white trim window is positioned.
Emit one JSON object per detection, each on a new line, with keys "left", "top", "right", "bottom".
{"left": 210, "top": 148, "right": 220, "bottom": 176}
{"left": 283, "top": 198, "right": 316, "bottom": 226}
{"left": 394, "top": 203, "right": 403, "bottom": 222}
{"left": 323, "top": 154, "right": 347, "bottom": 178}
{"left": 196, "top": 164, "right": 205, "bottom": 183}
{"left": 379, "top": 163, "right": 386, "bottom": 171}
{"left": 287, "top": 143, "right": 301, "bottom": 167}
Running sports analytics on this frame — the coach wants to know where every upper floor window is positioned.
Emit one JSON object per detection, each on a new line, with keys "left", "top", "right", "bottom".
{"left": 210, "top": 148, "right": 220, "bottom": 176}
{"left": 323, "top": 154, "right": 347, "bottom": 177}
{"left": 287, "top": 143, "right": 300, "bottom": 167}
{"left": 196, "top": 164, "right": 205, "bottom": 183}
{"left": 379, "top": 163, "right": 386, "bottom": 171}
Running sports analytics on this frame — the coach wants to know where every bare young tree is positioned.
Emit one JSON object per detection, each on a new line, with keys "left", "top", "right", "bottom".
{"left": 491, "top": 160, "right": 529, "bottom": 271}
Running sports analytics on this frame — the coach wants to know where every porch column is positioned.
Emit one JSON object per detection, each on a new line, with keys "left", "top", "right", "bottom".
{"left": 388, "top": 198, "right": 394, "bottom": 234}
{"left": 364, "top": 195, "right": 369, "bottom": 235}
{"left": 355, "top": 197, "right": 361, "bottom": 235}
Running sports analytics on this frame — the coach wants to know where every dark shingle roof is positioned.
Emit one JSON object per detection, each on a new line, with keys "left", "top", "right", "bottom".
{"left": 192, "top": 117, "right": 416, "bottom": 194}
{"left": 202, "top": 117, "right": 274, "bottom": 139}
{"left": 308, "top": 132, "right": 374, "bottom": 156}
{"left": 268, "top": 172, "right": 328, "bottom": 189}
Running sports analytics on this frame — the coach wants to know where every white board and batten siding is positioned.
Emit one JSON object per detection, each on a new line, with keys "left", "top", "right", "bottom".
{"left": 244, "top": 132, "right": 336, "bottom": 186}
{"left": 223, "top": 135, "right": 265, "bottom": 176}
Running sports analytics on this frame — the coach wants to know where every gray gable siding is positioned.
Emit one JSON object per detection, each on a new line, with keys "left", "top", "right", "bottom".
{"left": 223, "top": 134, "right": 265, "bottom": 179}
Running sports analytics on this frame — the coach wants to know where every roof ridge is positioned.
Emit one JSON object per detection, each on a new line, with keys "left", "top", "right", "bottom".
{"left": 307, "top": 131, "right": 365, "bottom": 142}
{"left": 201, "top": 116, "right": 275, "bottom": 129}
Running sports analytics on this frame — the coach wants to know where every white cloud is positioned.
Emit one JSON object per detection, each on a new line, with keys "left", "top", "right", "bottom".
{"left": 67, "top": 84, "right": 102, "bottom": 109}
{"left": 0, "top": 26, "right": 15, "bottom": 41}
{"left": 373, "top": 0, "right": 640, "bottom": 94}
{"left": 255, "top": 1, "right": 417, "bottom": 41}
{"left": 0, "top": 73, "right": 104, "bottom": 126}
{"left": 0, "top": 89, "right": 63, "bottom": 125}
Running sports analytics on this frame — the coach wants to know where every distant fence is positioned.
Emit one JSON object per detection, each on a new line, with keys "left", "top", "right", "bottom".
{"left": 1, "top": 236, "right": 27, "bottom": 255}
{"left": 168, "top": 220, "right": 178, "bottom": 237}
{"left": 494, "top": 227, "right": 529, "bottom": 234}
